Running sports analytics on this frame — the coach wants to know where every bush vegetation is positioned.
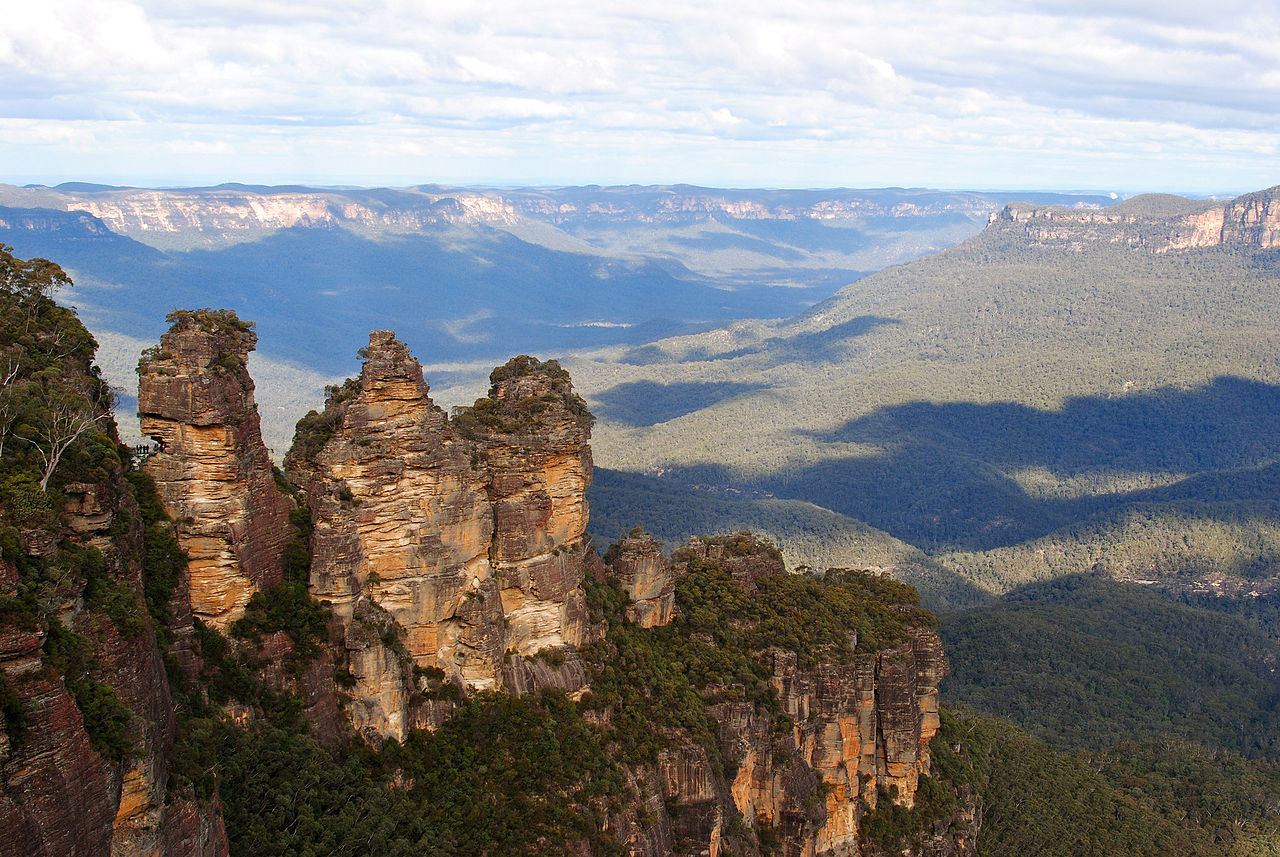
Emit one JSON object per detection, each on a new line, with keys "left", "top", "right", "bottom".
{"left": 940, "top": 574, "right": 1280, "bottom": 758}
{"left": 578, "top": 225, "right": 1280, "bottom": 605}
{"left": 452, "top": 355, "right": 595, "bottom": 438}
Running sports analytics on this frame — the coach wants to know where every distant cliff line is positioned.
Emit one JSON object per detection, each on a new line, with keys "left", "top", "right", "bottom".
{"left": 992, "top": 185, "right": 1280, "bottom": 252}
{"left": 0, "top": 182, "right": 1109, "bottom": 239}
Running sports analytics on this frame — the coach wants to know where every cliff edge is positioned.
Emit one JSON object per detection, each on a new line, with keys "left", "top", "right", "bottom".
{"left": 991, "top": 185, "right": 1280, "bottom": 253}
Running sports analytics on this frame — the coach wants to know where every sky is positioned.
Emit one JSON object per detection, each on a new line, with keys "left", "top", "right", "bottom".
{"left": 1, "top": 0, "right": 1277, "bottom": 193}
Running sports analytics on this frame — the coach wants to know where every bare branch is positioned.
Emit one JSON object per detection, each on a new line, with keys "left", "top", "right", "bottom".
{"left": 15, "top": 401, "right": 111, "bottom": 491}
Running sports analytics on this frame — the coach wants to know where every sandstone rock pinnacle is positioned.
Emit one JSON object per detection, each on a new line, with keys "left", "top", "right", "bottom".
{"left": 285, "top": 334, "right": 594, "bottom": 739}
{"left": 137, "top": 309, "right": 292, "bottom": 631}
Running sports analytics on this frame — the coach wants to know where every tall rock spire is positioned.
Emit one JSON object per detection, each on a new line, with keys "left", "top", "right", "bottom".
{"left": 285, "top": 334, "right": 594, "bottom": 740}
{"left": 137, "top": 309, "right": 292, "bottom": 631}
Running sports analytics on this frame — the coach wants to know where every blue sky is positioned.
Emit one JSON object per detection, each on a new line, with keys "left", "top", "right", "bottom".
{"left": 1, "top": 0, "right": 1277, "bottom": 192}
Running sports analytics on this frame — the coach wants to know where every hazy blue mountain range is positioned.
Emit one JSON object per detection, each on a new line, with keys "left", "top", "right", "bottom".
{"left": 0, "top": 181, "right": 1111, "bottom": 448}
{"left": 0, "top": 182, "right": 1111, "bottom": 372}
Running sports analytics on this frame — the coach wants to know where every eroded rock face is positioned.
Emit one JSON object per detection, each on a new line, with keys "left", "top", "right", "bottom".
{"left": 1, "top": 428, "right": 230, "bottom": 857}
{"left": 656, "top": 633, "right": 948, "bottom": 857}
{"left": 0, "top": 621, "right": 116, "bottom": 857}
{"left": 476, "top": 357, "right": 593, "bottom": 658}
{"left": 286, "top": 334, "right": 594, "bottom": 739}
{"left": 606, "top": 530, "right": 676, "bottom": 628}
{"left": 626, "top": 539, "right": 950, "bottom": 857}
{"left": 138, "top": 310, "right": 292, "bottom": 631}
{"left": 992, "top": 185, "right": 1280, "bottom": 253}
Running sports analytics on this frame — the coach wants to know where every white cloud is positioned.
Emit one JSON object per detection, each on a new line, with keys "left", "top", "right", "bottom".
{"left": 0, "top": 0, "right": 1275, "bottom": 190}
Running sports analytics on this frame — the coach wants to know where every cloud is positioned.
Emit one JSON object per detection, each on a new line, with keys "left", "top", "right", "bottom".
{"left": 0, "top": 0, "right": 1276, "bottom": 189}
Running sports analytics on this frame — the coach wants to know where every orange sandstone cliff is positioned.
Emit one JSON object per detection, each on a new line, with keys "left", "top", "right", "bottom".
{"left": 991, "top": 185, "right": 1280, "bottom": 253}
{"left": 283, "top": 333, "right": 594, "bottom": 740}
{"left": 137, "top": 310, "right": 292, "bottom": 632}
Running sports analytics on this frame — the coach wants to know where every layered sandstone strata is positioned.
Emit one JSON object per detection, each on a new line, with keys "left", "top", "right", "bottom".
{"left": 993, "top": 185, "right": 1280, "bottom": 253}
{"left": 1, "top": 401, "right": 228, "bottom": 857}
{"left": 606, "top": 529, "right": 676, "bottom": 628}
{"left": 605, "top": 537, "right": 949, "bottom": 856}
{"left": 137, "top": 310, "right": 292, "bottom": 631}
{"left": 473, "top": 355, "right": 593, "bottom": 657}
{"left": 285, "top": 334, "right": 593, "bottom": 740}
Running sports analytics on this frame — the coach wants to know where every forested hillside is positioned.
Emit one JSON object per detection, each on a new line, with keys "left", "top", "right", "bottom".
{"left": 577, "top": 188, "right": 1280, "bottom": 607}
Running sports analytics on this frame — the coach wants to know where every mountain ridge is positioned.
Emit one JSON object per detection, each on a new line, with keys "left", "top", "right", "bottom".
{"left": 0, "top": 183, "right": 1114, "bottom": 246}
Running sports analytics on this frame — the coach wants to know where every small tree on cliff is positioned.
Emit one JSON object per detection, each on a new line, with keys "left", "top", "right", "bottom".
{"left": 0, "top": 246, "right": 112, "bottom": 491}
{"left": 14, "top": 387, "right": 111, "bottom": 490}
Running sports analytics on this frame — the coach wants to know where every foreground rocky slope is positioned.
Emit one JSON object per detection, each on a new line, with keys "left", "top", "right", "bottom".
{"left": 0, "top": 255, "right": 227, "bottom": 856}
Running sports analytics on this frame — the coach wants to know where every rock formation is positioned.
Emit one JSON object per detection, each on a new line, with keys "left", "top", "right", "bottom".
{"left": 284, "top": 334, "right": 593, "bottom": 740}
{"left": 606, "top": 529, "right": 676, "bottom": 628}
{"left": 5, "top": 273, "right": 965, "bottom": 857}
{"left": 137, "top": 309, "right": 292, "bottom": 631}
{"left": 992, "top": 185, "right": 1280, "bottom": 253}
{"left": 613, "top": 537, "right": 949, "bottom": 857}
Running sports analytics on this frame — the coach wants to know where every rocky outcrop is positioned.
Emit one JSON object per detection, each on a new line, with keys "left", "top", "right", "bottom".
{"left": 138, "top": 309, "right": 292, "bottom": 631}
{"left": 473, "top": 356, "right": 593, "bottom": 658}
{"left": 694, "top": 632, "right": 946, "bottom": 857}
{"left": 1217, "top": 188, "right": 1280, "bottom": 248}
{"left": 5, "top": 285, "right": 960, "bottom": 855}
{"left": 285, "top": 334, "right": 594, "bottom": 740}
{"left": 992, "top": 186, "right": 1280, "bottom": 253}
{"left": 1, "top": 378, "right": 229, "bottom": 855}
{"left": 600, "top": 536, "right": 950, "bottom": 857}
{"left": 606, "top": 529, "right": 676, "bottom": 628}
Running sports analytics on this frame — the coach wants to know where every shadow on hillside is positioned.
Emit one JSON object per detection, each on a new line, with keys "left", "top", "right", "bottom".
{"left": 668, "top": 377, "right": 1280, "bottom": 552}
{"left": 777, "top": 315, "right": 901, "bottom": 356}
{"left": 585, "top": 467, "right": 991, "bottom": 611}
{"left": 816, "top": 376, "right": 1280, "bottom": 477}
{"left": 615, "top": 314, "right": 899, "bottom": 367}
{"left": 592, "top": 380, "right": 767, "bottom": 427}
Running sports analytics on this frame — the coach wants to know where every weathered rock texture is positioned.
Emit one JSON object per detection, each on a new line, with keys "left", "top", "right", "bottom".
{"left": 138, "top": 310, "right": 292, "bottom": 631}
{"left": 1, "top": 396, "right": 228, "bottom": 857}
{"left": 606, "top": 537, "right": 950, "bottom": 857}
{"left": 285, "top": 335, "right": 594, "bottom": 740}
{"left": 607, "top": 530, "right": 676, "bottom": 628}
{"left": 993, "top": 185, "right": 1280, "bottom": 253}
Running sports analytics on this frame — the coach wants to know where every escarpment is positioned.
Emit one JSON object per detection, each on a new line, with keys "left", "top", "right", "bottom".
{"left": 284, "top": 333, "right": 594, "bottom": 739}
{"left": 0, "top": 266, "right": 228, "bottom": 857}
{"left": 137, "top": 309, "right": 292, "bottom": 631}
{"left": 992, "top": 185, "right": 1280, "bottom": 252}
{"left": 598, "top": 533, "right": 951, "bottom": 857}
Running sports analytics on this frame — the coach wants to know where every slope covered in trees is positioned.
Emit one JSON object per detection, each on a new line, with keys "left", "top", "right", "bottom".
{"left": 577, "top": 188, "right": 1280, "bottom": 607}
